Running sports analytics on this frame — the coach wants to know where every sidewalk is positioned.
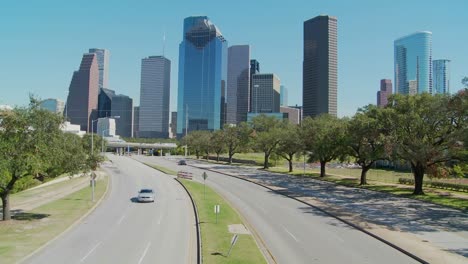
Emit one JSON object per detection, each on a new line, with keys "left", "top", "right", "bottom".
{"left": 191, "top": 161, "right": 468, "bottom": 264}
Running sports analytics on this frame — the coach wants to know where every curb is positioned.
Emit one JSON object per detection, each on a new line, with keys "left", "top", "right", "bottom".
{"left": 174, "top": 178, "right": 202, "bottom": 264}
{"left": 193, "top": 165, "right": 429, "bottom": 264}
{"left": 19, "top": 170, "right": 111, "bottom": 264}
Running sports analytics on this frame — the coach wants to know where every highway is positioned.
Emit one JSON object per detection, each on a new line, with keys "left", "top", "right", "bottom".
{"left": 25, "top": 155, "right": 196, "bottom": 264}
{"left": 134, "top": 155, "right": 420, "bottom": 264}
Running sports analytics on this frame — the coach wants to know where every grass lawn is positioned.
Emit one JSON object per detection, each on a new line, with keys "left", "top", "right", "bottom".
{"left": 0, "top": 173, "right": 108, "bottom": 264}
{"left": 143, "top": 162, "right": 178, "bottom": 176}
{"left": 180, "top": 179, "right": 266, "bottom": 264}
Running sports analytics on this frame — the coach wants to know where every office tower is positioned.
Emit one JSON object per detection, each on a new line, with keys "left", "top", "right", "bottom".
{"left": 140, "top": 56, "right": 171, "bottom": 138}
{"left": 303, "top": 15, "right": 338, "bottom": 118}
{"left": 377, "top": 79, "right": 392, "bottom": 107}
{"left": 433, "top": 59, "right": 450, "bottom": 94}
{"left": 227, "top": 45, "right": 250, "bottom": 124}
{"left": 250, "top": 59, "right": 260, "bottom": 111}
{"left": 97, "top": 117, "right": 116, "bottom": 137}
{"left": 98, "top": 88, "right": 115, "bottom": 118}
{"left": 111, "top": 94, "right": 133, "bottom": 138}
{"left": 394, "top": 32, "right": 432, "bottom": 94}
{"left": 170, "top": 111, "right": 177, "bottom": 138}
{"left": 133, "top": 106, "right": 139, "bottom": 138}
{"left": 65, "top": 53, "right": 99, "bottom": 132}
{"left": 40, "top": 98, "right": 65, "bottom": 114}
{"left": 251, "top": 74, "right": 280, "bottom": 113}
{"left": 280, "top": 85, "right": 288, "bottom": 106}
{"left": 177, "top": 16, "right": 228, "bottom": 137}
{"left": 89, "top": 48, "right": 110, "bottom": 89}
{"left": 280, "top": 106, "right": 301, "bottom": 124}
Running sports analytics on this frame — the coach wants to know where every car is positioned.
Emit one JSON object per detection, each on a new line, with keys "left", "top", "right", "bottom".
{"left": 178, "top": 160, "right": 187, "bottom": 165}
{"left": 137, "top": 189, "right": 155, "bottom": 203}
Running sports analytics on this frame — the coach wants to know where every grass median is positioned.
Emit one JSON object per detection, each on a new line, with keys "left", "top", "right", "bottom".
{"left": 143, "top": 162, "right": 178, "bottom": 176}
{"left": 179, "top": 179, "right": 266, "bottom": 264}
{"left": 0, "top": 172, "right": 108, "bottom": 264}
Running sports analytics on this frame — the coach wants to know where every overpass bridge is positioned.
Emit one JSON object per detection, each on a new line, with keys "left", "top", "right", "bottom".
{"left": 105, "top": 139, "right": 177, "bottom": 155}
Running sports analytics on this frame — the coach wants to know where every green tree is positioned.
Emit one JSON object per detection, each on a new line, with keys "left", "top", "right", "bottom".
{"left": 210, "top": 130, "right": 226, "bottom": 162}
{"left": 301, "top": 115, "right": 348, "bottom": 177}
{"left": 462, "top": 77, "right": 468, "bottom": 88}
{"left": 276, "top": 123, "right": 303, "bottom": 172}
{"left": 81, "top": 134, "right": 105, "bottom": 171}
{"left": 223, "top": 123, "right": 252, "bottom": 164}
{"left": 0, "top": 99, "right": 64, "bottom": 220}
{"left": 384, "top": 93, "right": 466, "bottom": 195}
{"left": 251, "top": 115, "right": 284, "bottom": 169}
{"left": 183, "top": 131, "right": 211, "bottom": 159}
{"left": 347, "top": 105, "right": 388, "bottom": 185}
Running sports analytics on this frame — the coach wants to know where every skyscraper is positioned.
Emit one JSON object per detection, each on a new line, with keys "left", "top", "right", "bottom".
{"left": 89, "top": 48, "right": 110, "bottom": 89}
{"left": 377, "top": 79, "right": 392, "bottom": 107}
{"left": 251, "top": 74, "right": 280, "bottom": 113}
{"left": 40, "top": 98, "right": 65, "bottom": 114}
{"left": 65, "top": 53, "right": 99, "bottom": 132}
{"left": 303, "top": 15, "right": 338, "bottom": 118}
{"left": 139, "top": 56, "right": 171, "bottom": 138}
{"left": 170, "top": 111, "right": 177, "bottom": 139}
{"left": 133, "top": 106, "right": 139, "bottom": 138}
{"left": 433, "top": 59, "right": 450, "bottom": 94}
{"left": 98, "top": 88, "right": 115, "bottom": 118}
{"left": 111, "top": 94, "right": 133, "bottom": 138}
{"left": 177, "top": 16, "right": 228, "bottom": 137}
{"left": 280, "top": 85, "right": 288, "bottom": 106}
{"left": 250, "top": 59, "right": 260, "bottom": 111}
{"left": 394, "top": 32, "right": 432, "bottom": 94}
{"left": 227, "top": 45, "right": 250, "bottom": 124}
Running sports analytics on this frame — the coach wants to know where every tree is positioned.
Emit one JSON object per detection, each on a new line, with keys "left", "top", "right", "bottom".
{"left": 81, "top": 134, "right": 105, "bottom": 171}
{"left": 0, "top": 99, "right": 64, "bottom": 220}
{"left": 210, "top": 130, "right": 226, "bottom": 162}
{"left": 182, "top": 131, "right": 211, "bottom": 159}
{"left": 346, "top": 105, "right": 388, "bottom": 185}
{"left": 384, "top": 93, "right": 467, "bottom": 195}
{"left": 251, "top": 115, "right": 284, "bottom": 169}
{"left": 301, "top": 115, "right": 348, "bottom": 177}
{"left": 223, "top": 123, "right": 251, "bottom": 164}
{"left": 462, "top": 77, "right": 468, "bottom": 89}
{"left": 276, "top": 123, "right": 303, "bottom": 172}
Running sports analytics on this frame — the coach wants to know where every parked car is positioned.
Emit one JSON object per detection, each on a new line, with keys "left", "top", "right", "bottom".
{"left": 137, "top": 189, "right": 155, "bottom": 203}
{"left": 178, "top": 160, "right": 187, "bottom": 165}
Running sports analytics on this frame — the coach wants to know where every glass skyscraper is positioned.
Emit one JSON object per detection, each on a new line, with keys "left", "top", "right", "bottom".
{"left": 89, "top": 48, "right": 110, "bottom": 89}
{"left": 394, "top": 32, "right": 432, "bottom": 94}
{"left": 433, "top": 59, "right": 450, "bottom": 94}
{"left": 177, "top": 16, "right": 227, "bottom": 137}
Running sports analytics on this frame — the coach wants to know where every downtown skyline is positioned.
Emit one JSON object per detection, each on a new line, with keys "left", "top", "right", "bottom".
{"left": 1, "top": 0, "right": 467, "bottom": 117}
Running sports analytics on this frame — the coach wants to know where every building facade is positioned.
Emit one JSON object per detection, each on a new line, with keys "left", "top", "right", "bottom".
{"left": 40, "top": 98, "right": 65, "bottom": 114}
{"left": 98, "top": 88, "right": 115, "bottom": 118}
{"left": 227, "top": 45, "right": 250, "bottom": 125}
{"left": 133, "top": 106, "right": 139, "bottom": 138}
{"left": 250, "top": 59, "right": 260, "bottom": 111}
{"left": 280, "top": 106, "right": 300, "bottom": 124}
{"left": 433, "top": 59, "right": 450, "bottom": 94}
{"left": 97, "top": 117, "right": 116, "bottom": 137}
{"left": 139, "top": 56, "right": 171, "bottom": 138}
{"left": 251, "top": 74, "right": 280, "bottom": 113}
{"left": 177, "top": 16, "right": 228, "bottom": 137}
{"left": 377, "top": 79, "right": 392, "bottom": 107}
{"left": 394, "top": 32, "right": 432, "bottom": 94}
{"left": 88, "top": 48, "right": 110, "bottom": 89}
{"left": 111, "top": 94, "right": 133, "bottom": 138}
{"left": 65, "top": 53, "right": 99, "bottom": 132}
{"left": 303, "top": 15, "right": 338, "bottom": 118}
{"left": 170, "top": 111, "right": 177, "bottom": 138}
{"left": 280, "top": 85, "right": 288, "bottom": 106}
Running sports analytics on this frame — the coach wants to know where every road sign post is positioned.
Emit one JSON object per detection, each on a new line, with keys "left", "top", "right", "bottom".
{"left": 90, "top": 172, "right": 97, "bottom": 202}
{"left": 227, "top": 234, "right": 239, "bottom": 257}
{"left": 202, "top": 172, "right": 208, "bottom": 200}
{"left": 214, "top": 204, "right": 220, "bottom": 224}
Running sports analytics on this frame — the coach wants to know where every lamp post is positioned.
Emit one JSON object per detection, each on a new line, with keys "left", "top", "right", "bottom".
{"left": 101, "top": 129, "right": 109, "bottom": 154}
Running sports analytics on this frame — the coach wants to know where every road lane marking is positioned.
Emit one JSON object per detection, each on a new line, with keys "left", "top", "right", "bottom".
{"left": 138, "top": 242, "right": 151, "bottom": 264}
{"left": 157, "top": 214, "right": 163, "bottom": 225}
{"left": 282, "top": 226, "right": 299, "bottom": 242}
{"left": 80, "top": 241, "right": 102, "bottom": 262}
{"left": 117, "top": 214, "right": 126, "bottom": 225}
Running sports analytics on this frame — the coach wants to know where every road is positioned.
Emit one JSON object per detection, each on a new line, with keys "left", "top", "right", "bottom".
{"left": 134, "top": 155, "right": 420, "bottom": 264}
{"left": 24, "top": 155, "right": 197, "bottom": 264}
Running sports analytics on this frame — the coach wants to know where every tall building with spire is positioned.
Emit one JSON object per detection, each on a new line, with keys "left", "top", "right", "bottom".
{"left": 303, "top": 15, "right": 338, "bottom": 118}
{"left": 177, "top": 16, "right": 228, "bottom": 137}
{"left": 65, "top": 53, "right": 99, "bottom": 132}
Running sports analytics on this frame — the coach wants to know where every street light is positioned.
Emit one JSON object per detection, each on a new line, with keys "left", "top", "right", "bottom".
{"left": 101, "top": 129, "right": 109, "bottom": 154}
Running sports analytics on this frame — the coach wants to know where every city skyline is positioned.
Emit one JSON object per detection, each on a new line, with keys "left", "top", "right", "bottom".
{"left": 1, "top": 1, "right": 467, "bottom": 117}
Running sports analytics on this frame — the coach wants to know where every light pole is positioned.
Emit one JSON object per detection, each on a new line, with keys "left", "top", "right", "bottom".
{"left": 101, "top": 129, "right": 109, "bottom": 154}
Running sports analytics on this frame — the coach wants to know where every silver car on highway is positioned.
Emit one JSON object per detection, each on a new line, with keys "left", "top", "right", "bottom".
{"left": 137, "top": 189, "right": 155, "bottom": 203}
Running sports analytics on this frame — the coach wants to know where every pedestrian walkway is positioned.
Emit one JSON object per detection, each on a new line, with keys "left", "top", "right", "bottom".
{"left": 191, "top": 161, "right": 468, "bottom": 263}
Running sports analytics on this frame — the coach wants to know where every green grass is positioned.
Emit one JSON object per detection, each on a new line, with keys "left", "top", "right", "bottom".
{"left": 0, "top": 173, "right": 108, "bottom": 264}
{"left": 143, "top": 162, "right": 178, "bottom": 176}
{"left": 269, "top": 167, "right": 468, "bottom": 211}
{"left": 180, "top": 179, "right": 266, "bottom": 264}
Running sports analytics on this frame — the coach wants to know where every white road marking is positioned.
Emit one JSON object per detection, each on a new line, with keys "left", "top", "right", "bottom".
{"left": 282, "top": 226, "right": 299, "bottom": 242}
{"left": 80, "top": 241, "right": 102, "bottom": 262}
{"left": 157, "top": 214, "right": 163, "bottom": 225}
{"left": 117, "top": 214, "right": 126, "bottom": 225}
{"left": 138, "top": 242, "right": 151, "bottom": 264}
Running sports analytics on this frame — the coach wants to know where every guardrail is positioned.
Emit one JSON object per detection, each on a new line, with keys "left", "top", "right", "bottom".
{"left": 177, "top": 171, "right": 193, "bottom": 180}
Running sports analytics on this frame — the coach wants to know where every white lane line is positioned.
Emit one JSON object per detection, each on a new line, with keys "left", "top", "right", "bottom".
{"left": 157, "top": 214, "right": 163, "bottom": 225}
{"left": 282, "top": 226, "right": 299, "bottom": 242}
{"left": 117, "top": 214, "right": 126, "bottom": 226}
{"left": 138, "top": 242, "right": 151, "bottom": 264}
{"left": 80, "top": 241, "right": 102, "bottom": 262}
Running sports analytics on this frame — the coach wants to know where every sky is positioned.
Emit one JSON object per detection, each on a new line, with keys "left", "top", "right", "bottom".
{"left": 0, "top": 0, "right": 467, "bottom": 117}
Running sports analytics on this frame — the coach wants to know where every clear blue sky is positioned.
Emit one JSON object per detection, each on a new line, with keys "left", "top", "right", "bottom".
{"left": 1, "top": 0, "right": 467, "bottom": 117}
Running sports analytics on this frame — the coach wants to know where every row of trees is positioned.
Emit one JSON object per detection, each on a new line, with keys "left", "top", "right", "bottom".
{"left": 182, "top": 91, "right": 467, "bottom": 195}
{"left": 0, "top": 98, "right": 104, "bottom": 220}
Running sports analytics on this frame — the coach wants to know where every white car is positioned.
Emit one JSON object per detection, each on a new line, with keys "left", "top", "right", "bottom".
{"left": 137, "top": 189, "right": 155, "bottom": 203}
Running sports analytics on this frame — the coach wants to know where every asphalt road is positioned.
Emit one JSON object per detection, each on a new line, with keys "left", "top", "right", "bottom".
{"left": 135, "top": 155, "right": 420, "bottom": 264}
{"left": 24, "top": 155, "right": 196, "bottom": 264}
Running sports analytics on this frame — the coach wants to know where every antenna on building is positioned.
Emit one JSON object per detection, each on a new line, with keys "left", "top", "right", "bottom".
{"left": 162, "top": 30, "right": 166, "bottom": 57}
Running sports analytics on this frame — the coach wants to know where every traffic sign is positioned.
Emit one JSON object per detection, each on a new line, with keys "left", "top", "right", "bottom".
{"left": 227, "top": 234, "right": 239, "bottom": 257}
{"left": 202, "top": 172, "right": 208, "bottom": 180}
